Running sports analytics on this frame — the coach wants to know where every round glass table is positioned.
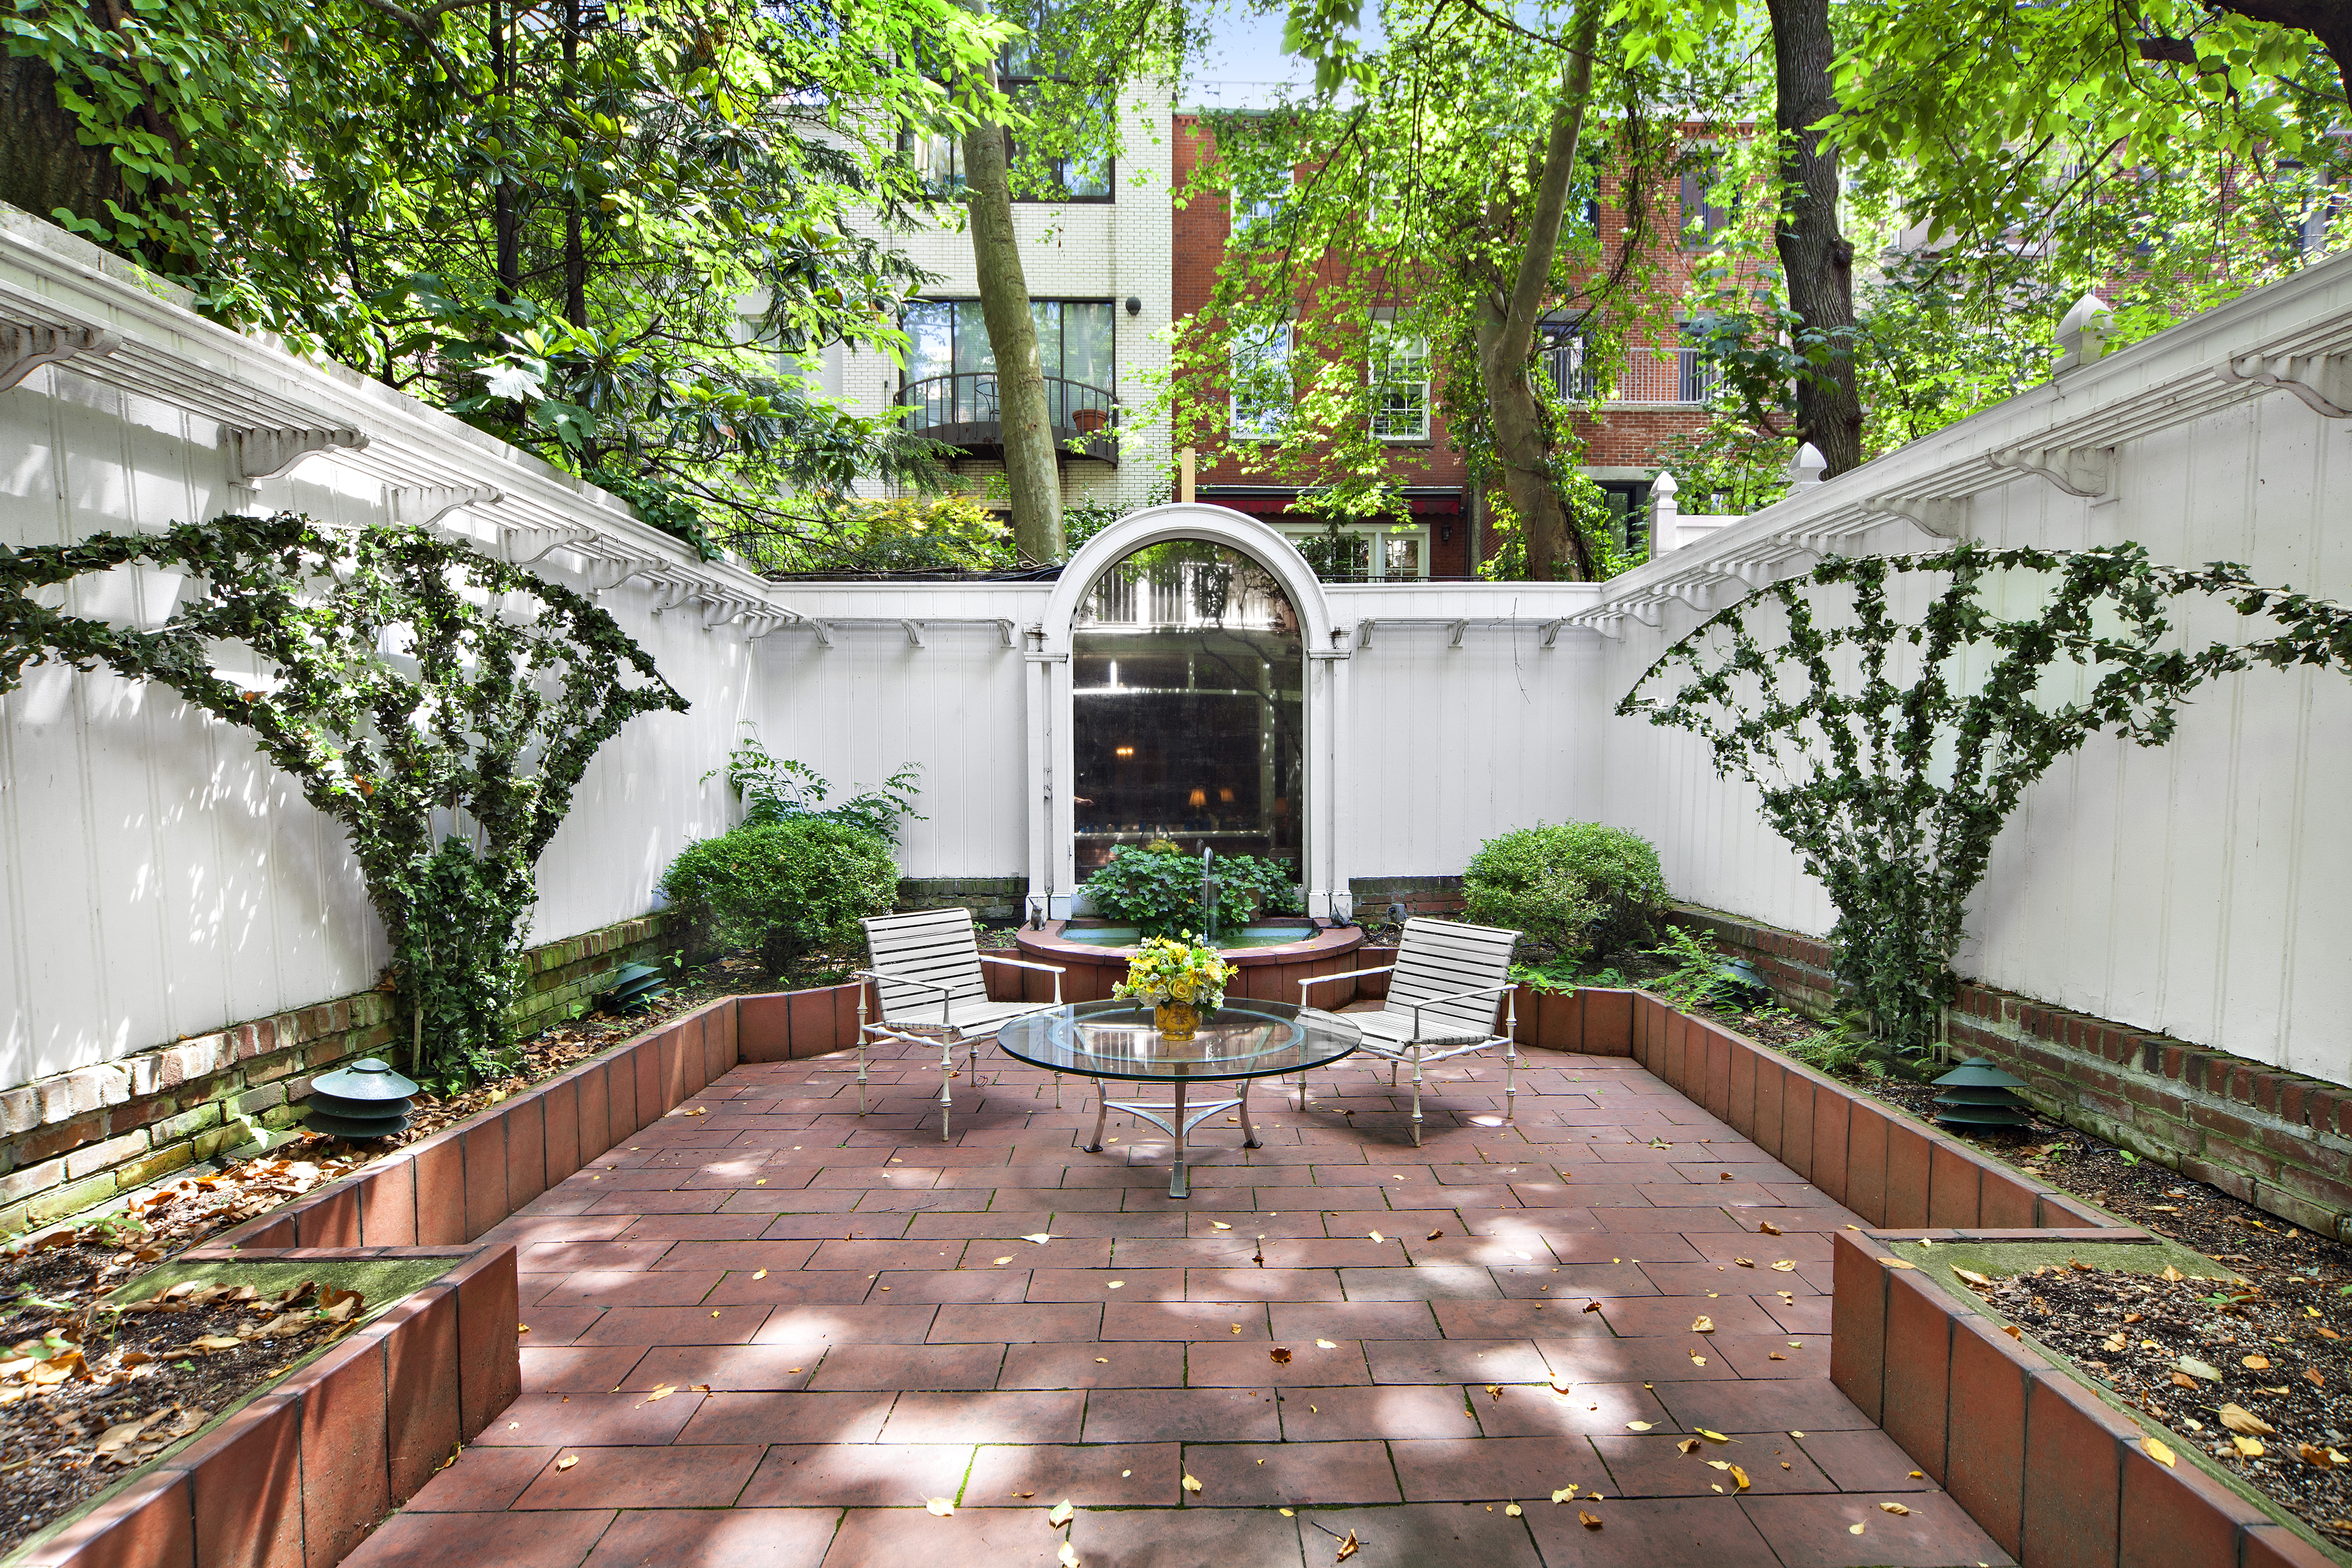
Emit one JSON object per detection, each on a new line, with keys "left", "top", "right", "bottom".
{"left": 995, "top": 999, "right": 1362, "bottom": 1199}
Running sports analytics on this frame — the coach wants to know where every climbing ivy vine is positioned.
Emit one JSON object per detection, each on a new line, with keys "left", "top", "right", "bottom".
{"left": 0, "top": 513, "right": 688, "bottom": 1086}
{"left": 1620, "top": 542, "right": 2352, "bottom": 1055}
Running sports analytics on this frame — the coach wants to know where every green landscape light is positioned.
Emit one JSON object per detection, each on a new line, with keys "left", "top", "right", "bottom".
{"left": 1931, "top": 1056, "right": 2034, "bottom": 1130}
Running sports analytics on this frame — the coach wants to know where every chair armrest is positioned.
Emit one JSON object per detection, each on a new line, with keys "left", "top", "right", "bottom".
{"left": 1296, "top": 965, "right": 1396, "bottom": 1000}
{"left": 852, "top": 968, "right": 954, "bottom": 995}
{"left": 980, "top": 955, "right": 1069, "bottom": 975}
{"left": 1408, "top": 981, "right": 1518, "bottom": 1040}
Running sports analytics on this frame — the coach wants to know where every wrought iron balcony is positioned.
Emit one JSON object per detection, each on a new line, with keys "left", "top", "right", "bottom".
{"left": 898, "top": 372, "right": 1120, "bottom": 464}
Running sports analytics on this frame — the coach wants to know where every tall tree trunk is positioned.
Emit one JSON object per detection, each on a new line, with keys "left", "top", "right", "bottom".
{"left": 562, "top": 0, "right": 586, "bottom": 328}
{"left": 0, "top": 54, "right": 124, "bottom": 230}
{"left": 961, "top": 63, "right": 1063, "bottom": 562}
{"left": 1766, "top": 0, "right": 1862, "bottom": 475}
{"left": 491, "top": 0, "right": 520, "bottom": 308}
{"left": 1474, "top": 0, "right": 1602, "bottom": 581}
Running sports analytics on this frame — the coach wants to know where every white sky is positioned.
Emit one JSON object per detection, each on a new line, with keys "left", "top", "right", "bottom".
{"left": 1188, "top": 1, "right": 1364, "bottom": 110}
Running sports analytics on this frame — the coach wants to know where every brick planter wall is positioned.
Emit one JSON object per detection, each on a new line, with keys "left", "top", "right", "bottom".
{"left": 895, "top": 876, "right": 1026, "bottom": 922}
{"left": 1830, "top": 1228, "right": 2341, "bottom": 1568}
{"left": 0, "top": 914, "right": 666, "bottom": 1238}
{"left": 1672, "top": 903, "right": 2352, "bottom": 1243}
{"left": 18, "top": 1244, "right": 520, "bottom": 1568}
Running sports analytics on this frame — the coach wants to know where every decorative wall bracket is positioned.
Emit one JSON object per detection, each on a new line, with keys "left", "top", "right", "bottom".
{"left": 577, "top": 555, "right": 663, "bottom": 592}
{"left": 227, "top": 426, "right": 367, "bottom": 483}
{"left": 503, "top": 524, "right": 598, "bottom": 565}
{"left": 0, "top": 323, "right": 119, "bottom": 392}
{"left": 1988, "top": 444, "right": 2113, "bottom": 500}
{"left": 386, "top": 485, "right": 503, "bottom": 530}
{"left": 2221, "top": 350, "right": 2352, "bottom": 419}
{"left": 1868, "top": 494, "right": 1971, "bottom": 539}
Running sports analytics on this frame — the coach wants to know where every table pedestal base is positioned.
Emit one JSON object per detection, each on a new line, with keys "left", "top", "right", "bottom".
{"left": 1086, "top": 1077, "right": 1261, "bottom": 1199}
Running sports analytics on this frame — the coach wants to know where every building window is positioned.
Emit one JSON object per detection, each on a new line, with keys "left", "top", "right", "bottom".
{"left": 1228, "top": 322, "right": 1292, "bottom": 441}
{"left": 1274, "top": 521, "right": 1431, "bottom": 581}
{"left": 1535, "top": 320, "right": 1596, "bottom": 401}
{"left": 1233, "top": 167, "right": 1291, "bottom": 235}
{"left": 1679, "top": 162, "right": 1733, "bottom": 249}
{"left": 901, "top": 299, "right": 1117, "bottom": 427}
{"left": 1675, "top": 322, "right": 1720, "bottom": 405}
{"left": 1369, "top": 323, "right": 1430, "bottom": 441}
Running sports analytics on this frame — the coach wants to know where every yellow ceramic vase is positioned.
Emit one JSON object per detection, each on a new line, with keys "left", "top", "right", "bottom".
{"left": 1153, "top": 1002, "right": 1200, "bottom": 1041}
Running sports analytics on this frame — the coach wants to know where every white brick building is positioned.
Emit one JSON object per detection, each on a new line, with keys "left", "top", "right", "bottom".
{"left": 827, "top": 84, "right": 1176, "bottom": 513}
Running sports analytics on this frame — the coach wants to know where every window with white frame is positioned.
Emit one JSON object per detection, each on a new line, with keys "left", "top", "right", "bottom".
{"left": 1369, "top": 322, "right": 1430, "bottom": 441}
{"left": 1228, "top": 321, "right": 1292, "bottom": 441}
{"left": 1274, "top": 520, "right": 1431, "bottom": 580}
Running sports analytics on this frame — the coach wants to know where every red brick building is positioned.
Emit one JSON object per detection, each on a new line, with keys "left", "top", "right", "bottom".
{"left": 1170, "top": 113, "right": 1735, "bottom": 577}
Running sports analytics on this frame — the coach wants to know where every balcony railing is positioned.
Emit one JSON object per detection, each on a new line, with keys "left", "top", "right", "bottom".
{"left": 897, "top": 372, "right": 1120, "bottom": 464}
{"left": 1534, "top": 345, "right": 1720, "bottom": 407}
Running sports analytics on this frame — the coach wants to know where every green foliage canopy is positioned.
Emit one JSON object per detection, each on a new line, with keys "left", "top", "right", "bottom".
{"left": 658, "top": 818, "right": 899, "bottom": 975}
{"left": 1464, "top": 822, "right": 1669, "bottom": 959}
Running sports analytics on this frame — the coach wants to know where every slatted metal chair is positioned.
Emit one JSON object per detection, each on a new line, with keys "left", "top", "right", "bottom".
{"left": 854, "top": 908, "right": 1067, "bottom": 1137}
{"left": 1296, "top": 916, "right": 1523, "bottom": 1145}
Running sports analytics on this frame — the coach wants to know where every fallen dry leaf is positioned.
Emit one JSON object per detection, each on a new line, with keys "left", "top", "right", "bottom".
{"left": 2103, "top": 1333, "right": 2128, "bottom": 1353}
{"left": 1697, "top": 1429, "right": 1730, "bottom": 1443}
{"left": 1582, "top": 1300, "right": 1603, "bottom": 1314}
{"left": 1679, "top": 1439, "right": 1703, "bottom": 1455}
{"left": 1955, "top": 1268, "right": 1992, "bottom": 1287}
{"left": 2243, "top": 1354, "right": 2272, "bottom": 1370}
{"left": 1021, "top": 1233, "right": 1054, "bottom": 1245}
{"left": 643, "top": 1385, "right": 677, "bottom": 1403}
{"left": 926, "top": 1498, "right": 956, "bottom": 1516}
{"left": 1626, "top": 1421, "right": 1653, "bottom": 1432}
{"left": 1316, "top": 1339, "right": 1337, "bottom": 1349}
{"left": 2003, "top": 1325, "right": 2022, "bottom": 1340}
{"left": 1058, "top": 1542, "right": 1081, "bottom": 1568}
{"left": 1880, "top": 1501, "right": 1910, "bottom": 1516}
{"left": 555, "top": 1454, "right": 580, "bottom": 1471}
{"left": 1692, "top": 1315, "right": 1715, "bottom": 1333}
{"left": 1486, "top": 1383, "right": 1504, "bottom": 1402}
{"left": 1880, "top": 1257, "right": 1919, "bottom": 1271}
{"left": 2234, "top": 1436, "right": 2267, "bottom": 1458}
{"left": 1335, "top": 1528, "right": 1360, "bottom": 1561}
{"left": 2300, "top": 1444, "right": 2335, "bottom": 1469}
{"left": 1551, "top": 1486, "right": 1579, "bottom": 1503}
{"left": 1734, "top": 1258, "right": 1755, "bottom": 1269}
{"left": 1270, "top": 1348, "right": 1293, "bottom": 1364}
{"left": 1729, "top": 1465, "right": 1751, "bottom": 1491}
{"left": 754, "top": 1269, "right": 769, "bottom": 1279}
{"left": 1758, "top": 1221, "right": 1782, "bottom": 1235}
{"left": 1428, "top": 1230, "right": 1444, "bottom": 1240}
{"left": 1182, "top": 1474, "right": 1203, "bottom": 1494}
{"left": 1770, "top": 1260, "right": 1797, "bottom": 1273}
{"left": 1578, "top": 1510, "right": 1603, "bottom": 1530}
{"left": 2161, "top": 1265, "right": 2184, "bottom": 1282}
{"left": 1212, "top": 1222, "right": 1232, "bottom": 1231}
{"left": 1049, "top": 1500, "right": 1075, "bottom": 1526}
{"left": 1689, "top": 1352, "right": 1707, "bottom": 1366}
{"left": 2219, "top": 1403, "right": 2276, "bottom": 1437}
{"left": 1505, "top": 1503, "right": 1523, "bottom": 1516}
{"left": 1849, "top": 1523, "right": 1866, "bottom": 1535}
{"left": 1368, "top": 1231, "right": 1385, "bottom": 1244}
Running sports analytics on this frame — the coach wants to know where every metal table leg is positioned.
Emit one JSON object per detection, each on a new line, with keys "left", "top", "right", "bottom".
{"left": 1168, "top": 1079, "right": 1189, "bottom": 1199}
{"left": 1083, "top": 1077, "right": 1248, "bottom": 1200}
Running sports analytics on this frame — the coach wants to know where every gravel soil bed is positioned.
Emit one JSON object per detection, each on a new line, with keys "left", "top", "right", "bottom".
{"left": 0, "top": 1245, "right": 378, "bottom": 1555}
{"left": 1962, "top": 1260, "right": 2352, "bottom": 1549}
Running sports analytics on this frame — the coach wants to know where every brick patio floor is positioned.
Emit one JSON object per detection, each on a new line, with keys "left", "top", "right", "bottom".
{"left": 344, "top": 1035, "right": 2013, "bottom": 1568}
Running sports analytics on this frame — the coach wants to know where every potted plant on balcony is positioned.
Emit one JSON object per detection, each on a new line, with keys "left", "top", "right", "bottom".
{"left": 1114, "top": 935, "right": 1235, "bottom": 1042}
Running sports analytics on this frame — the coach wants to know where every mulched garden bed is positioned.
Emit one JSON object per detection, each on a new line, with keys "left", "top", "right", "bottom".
{"left": 1960, "top": 1259, "right": 2352, "bottom": 1549}
{"left": 0, "top": 1239, "right": 373, "bottom": 1555}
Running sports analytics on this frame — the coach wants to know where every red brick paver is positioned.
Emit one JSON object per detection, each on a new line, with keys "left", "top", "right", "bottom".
{"left": 343, "top": 1040, "right": 2012, "bottom": 1567}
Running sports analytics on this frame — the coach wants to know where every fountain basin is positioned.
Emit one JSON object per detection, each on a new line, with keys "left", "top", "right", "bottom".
{"left": 1009, "top": 920, "right": 1369, "bottom": 1006}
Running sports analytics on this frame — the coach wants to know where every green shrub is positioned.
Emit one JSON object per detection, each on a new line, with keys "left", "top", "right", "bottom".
{"left": 658, "top": 819, "right": 897, "bottom": 974}
{"left": 1463, "top": 822, "right": 1669, "bottom": 959}
{"left": 1081, "top": 846, "right": 1301, "bottom": 939}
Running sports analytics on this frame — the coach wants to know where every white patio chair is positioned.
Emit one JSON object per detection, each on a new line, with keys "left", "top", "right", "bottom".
{"left": 1296, "top": 916, "right": 1523, "bottom": 1146}
{"left": 854, "top": 908, "right": 1066, "bottom": 1137}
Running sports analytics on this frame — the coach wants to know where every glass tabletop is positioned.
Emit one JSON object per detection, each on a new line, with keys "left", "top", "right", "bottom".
{"left": 994, "top": 999, "right": 1362, "bottom": 1083}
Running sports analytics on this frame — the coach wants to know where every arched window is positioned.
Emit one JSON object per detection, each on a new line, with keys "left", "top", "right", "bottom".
{"left": 1069, "top": 540, "right": 1304, "bottom": 877}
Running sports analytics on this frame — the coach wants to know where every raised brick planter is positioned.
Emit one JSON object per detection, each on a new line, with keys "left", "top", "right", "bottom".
{"left": 14, "top": 1244, "right": 518, "bottom": 1568}
{"left": 1829, "top": 1228, "right": 2342, "bottom": 1568}
{"left": 1674, "top": 903, "right": 2352, "bottom": 1242}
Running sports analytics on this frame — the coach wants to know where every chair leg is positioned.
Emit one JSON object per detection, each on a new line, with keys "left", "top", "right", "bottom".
{"left": 1409, "top": 1047, "right": 1425, "bottom": 1148}
{"left": 1054, "top": 1071, "right": 1063, "bottom": 1111}
{"left": 1504, "top": 1039, "right": 1519, "bottom": 1122}
{"left": 856, "top": 1036, "right": 869, "bottom": 1116}
{"left": 938, "top": 1038, "right": 955, "bottom": 1143}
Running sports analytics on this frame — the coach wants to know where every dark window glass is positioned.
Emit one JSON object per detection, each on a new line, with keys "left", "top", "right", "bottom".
{"left": 1071, "top": 542, "right": 1303, "bottom": 877}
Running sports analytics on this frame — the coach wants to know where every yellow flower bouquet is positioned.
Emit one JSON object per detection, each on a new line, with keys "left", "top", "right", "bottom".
{"left": 1114, "top": 934, "right": 1235, "bottom": 1042}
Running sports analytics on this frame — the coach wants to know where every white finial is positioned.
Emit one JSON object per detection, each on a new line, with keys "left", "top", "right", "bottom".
{"left": 1651, "top": 470, "right": 1679, "bottom": 498}
{"left": 2055, "top": 293, "right": 2115, "bottom": 373}
{"left": 1788, "top": 443, "right": 1827, "bottom": 490}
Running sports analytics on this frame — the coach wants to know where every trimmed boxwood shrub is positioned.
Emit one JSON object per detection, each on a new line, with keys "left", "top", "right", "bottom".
{"left": 659, "top": 819, "right": 897, "bottom": 973}
{"left": 1463, "top": 822, "right": 1669, "bottom": 959}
